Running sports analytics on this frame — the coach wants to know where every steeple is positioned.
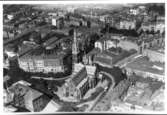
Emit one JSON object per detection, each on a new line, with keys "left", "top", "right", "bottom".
{"left": 72, "top": 28, "right": 79, "bottom": 64}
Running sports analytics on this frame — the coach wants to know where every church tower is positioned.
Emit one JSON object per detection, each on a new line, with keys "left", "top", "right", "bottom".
{"left": 72, "top": 29, "right": 79, "bottom": 65}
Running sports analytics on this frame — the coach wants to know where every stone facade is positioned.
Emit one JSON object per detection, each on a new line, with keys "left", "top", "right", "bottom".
{"left": 62, "top": 64, "right": 97, "bottom": 102}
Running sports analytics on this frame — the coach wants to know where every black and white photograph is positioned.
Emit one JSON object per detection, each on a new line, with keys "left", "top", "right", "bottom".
{"left": 2, "top": 1, "right": 166, "bottom": 114}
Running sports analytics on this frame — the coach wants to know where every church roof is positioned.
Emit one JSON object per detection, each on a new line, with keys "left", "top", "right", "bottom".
{"left": 71, "top": 67, "right": 87, "bottom": 87}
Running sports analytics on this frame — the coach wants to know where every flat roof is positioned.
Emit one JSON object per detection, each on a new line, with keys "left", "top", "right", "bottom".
{"left": 20, "top": 45, "right": 67, "bottom": 60}
{"left": 125, "top": 56, "right": 164, "bottom": 75}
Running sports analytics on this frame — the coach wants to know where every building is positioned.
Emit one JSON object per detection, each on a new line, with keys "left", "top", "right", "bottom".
{"left": 94, "top": 34, "right": 122, "bottom": 51}
{"left": 119, "top": 20, "right": 136, "bottom": 30}
{"left": 7, "top": 81, "right": 52, "bottom": 112}
{"left": 129, "top": 8, "right": 140, "bottom": 15}
{"left": 125, "top": 56, "right": 165, "bottom": 82}
{"left": 93, "top": 47, "right": 137, "bottom": 68}
{"left": 18, "top": 47, "right": 68, "bottom": 73}
{"left": 118, "top": 38, "right": 140, "bottom": 52}
{"left": 123, "top": 75, "right": 164, "bottom": 110}
{"left": 51, "top": 16, "right": 64, "bottom": 29}
{"left": 154, "top": 21, "right": 165, "bottom": 34}
{"left": 7, "top": 14, "right": 14, "bottom": 20}
{"left": 141, "top": 21, "right": 165, "bottom": 34}
{"left": 143, "top": 46, "right": 164, "bottom": 63}
{"left": 62, "top": 63, "right": 97, "bottom": 102}
{"left": 4, "top": 43, "right": 19, "bottom": 58}
{"left": 118, "top": 34, "right": 164, "bottom": 54}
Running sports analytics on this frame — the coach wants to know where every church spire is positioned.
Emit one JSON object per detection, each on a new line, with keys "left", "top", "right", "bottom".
{"left": 72, "top": 28, "right": 79, "bottom": 64}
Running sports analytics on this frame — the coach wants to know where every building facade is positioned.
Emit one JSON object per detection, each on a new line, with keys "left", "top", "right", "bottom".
{"left": 8, "top": 82, "right": 51, "bottom": 112}
{"left": 18, "top": 56, "right": 65, "bottom": 73}
{"left": 62, "top": 64, "right": 97, "bottom": 102}
{"left": 119, "top": 20, "right": 136, "bottom": 30}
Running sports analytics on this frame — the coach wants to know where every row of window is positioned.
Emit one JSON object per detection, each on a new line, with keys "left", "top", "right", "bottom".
{"left": 33, "top": 96, "right": 44, "bottom": 112}
{"left": 14, "top": 95, "right": 25, "bottom": 108}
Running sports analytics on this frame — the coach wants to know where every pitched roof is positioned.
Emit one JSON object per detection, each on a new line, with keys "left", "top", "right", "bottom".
{"left": 71, "top": 67, "right": 87, "bottom": 86}
{"left": 41, "top": 100, "right": 60, "bottom": 112}
{"left": 9, "top": 83, "right": 43, "bottom": 101}
{"left": 125, "top": 56, "right": 165, "bottom": 75}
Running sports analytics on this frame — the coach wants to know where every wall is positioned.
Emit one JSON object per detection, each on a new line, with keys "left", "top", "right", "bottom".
{"left": 143, "top": 49, "right": 164, "bottom": 63}
{"left": 95, "top": 41, "right": 103, "bottom": 51}
{"left": 118, "top": 40, "right": 139, "bottom": 51}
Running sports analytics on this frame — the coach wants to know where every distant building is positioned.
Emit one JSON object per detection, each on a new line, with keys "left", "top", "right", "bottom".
{"left": 3, "top": 29, "right": 15, "bottom": 39}
{"left": 62, "top": 63, "right": 97, "bottom": 102}
{"left": 129, "top": 8, "right": 140, "bottom": 15}
{"left": 8, "top": 81, "right": 52, "bottom": 112}
{"left": 149, "top": 87, "right": 164, "bottom": 111}
{"left": 119, "top": 20, "right": 136, "bottom": 30}
{"left": 51, "top": 16, "right": 64, "bottom": 29}
{"left": 141, "top": 21, "right": 165, "bottom": 34}
{"left": 4, "top": 89, "right": 14, "bottom": 104}
{"left": 118, "top": 38, "right": 140, "bottom": 52}
{"left": 7, "top": 14, "right": 14, "bottom": 20}
{"left": 95, "top": 38, "right": 117, "bottom": 51}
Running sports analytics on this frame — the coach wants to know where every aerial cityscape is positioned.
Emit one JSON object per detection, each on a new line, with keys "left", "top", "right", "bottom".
{"left": 3, "top": 3, "right": 165, "bottom": 113}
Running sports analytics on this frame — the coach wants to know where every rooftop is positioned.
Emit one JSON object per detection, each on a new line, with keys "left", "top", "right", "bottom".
{"left": 125, "top": 75, "right": 163, "bottom": 107}
{"left": 148, "top": 45, "right": 165, "bottom": 54}
{"left": 125, "top": 56, "right": 165, "bottom": 75}
{"left": 18, "top": 43, "right": 40, "bottom": 57}
{"left": 9, "top": 82, "right": 43, "bottom": 101}
{"left": 43, "top": 36, "right": 59, "bottom": 46}
{"left": 71, "top": 67, "right": 87, "bottom": 87}
{"left": 94, "top": 48, "right": 137, "bottom": 67}
{"left": 20, "top": 46, "right": 67, "bottom": 60}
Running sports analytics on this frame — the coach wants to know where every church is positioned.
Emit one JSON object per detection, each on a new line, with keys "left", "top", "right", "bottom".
{"left": 62, "top": 29, "right": 98, "bottom": 102}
